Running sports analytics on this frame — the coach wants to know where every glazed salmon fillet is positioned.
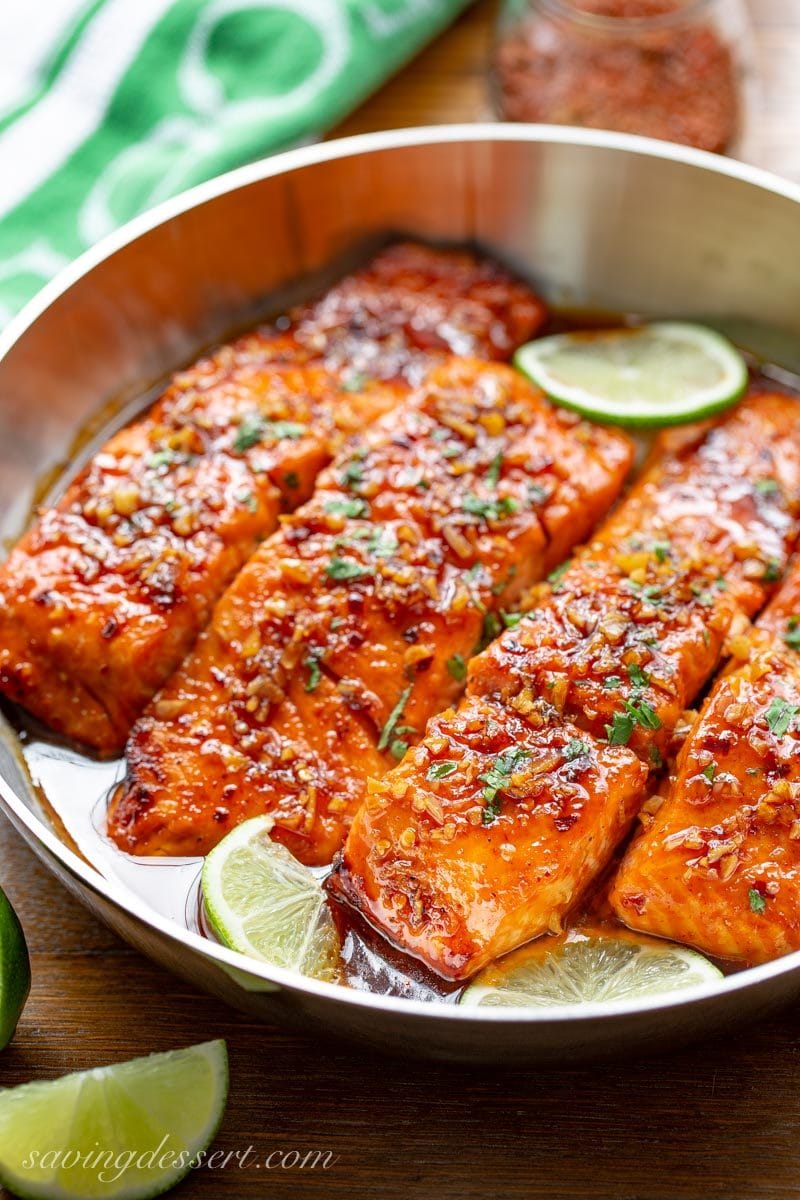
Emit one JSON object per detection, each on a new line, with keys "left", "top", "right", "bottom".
{"left": 109, "top": 358, "right": 632, "bottom": 862}
{"left": 469, "top": 393, "right": 800, "bottom": 760}
{"left": 332, "top": 392, "right": 800, "bottom": 979}
{"left": 285, "top": 239, "right": 548, "bottom": 382}
{"left": 610, "top": 556, "right": 800, "bottom": 964}
{"left": 0, "top": 242, "right": 546, "bottom": 753}
{"left": 329, "top": 694, "right": 647, "bottom": 979}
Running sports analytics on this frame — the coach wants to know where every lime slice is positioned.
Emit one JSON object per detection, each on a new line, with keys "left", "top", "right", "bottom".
{"left": 202, "top": 816, "right": 340, "bottom": 981}
{"left": 515, "top": 322, "right": 748, "bottom": 427}
{"left": 0, "top": 886, "right": 30, "bottom": 1051}
{"left": 460, "top": 932, "right": 722, "bottom": 1008}
{"left": 0, "top": 1040, "right": 227, "bottom": 1200}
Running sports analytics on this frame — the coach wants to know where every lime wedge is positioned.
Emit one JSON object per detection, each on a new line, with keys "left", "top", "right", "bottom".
{"left": 515, "top": 323, "right": 748, "bottom": 427}
{"left": 201, "top": 816, "right": 340, "bottom": 981}
{"left": 0, "top": 1040, "right": 227, "bottom": 1199}
{"left": 0, "top": 886, "right": 30, "bottom": 1051}
{"left": 460, "top": 932, "right": 722, "bottom": 1008}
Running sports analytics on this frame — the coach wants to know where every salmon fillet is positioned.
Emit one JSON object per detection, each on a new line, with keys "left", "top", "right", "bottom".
{"left": 110, "top": 358, "right": 632, "bottom": 863}
{"left": 286, "top": 240, "right": 548, "bottom": 382}
{"left": 332, "top": 393, "right": 800, "bottom": 979}
{"left": 610, "top": 555, "right": 800, "bottom": 964}
{"left": 469, "top": 393, "right": 800, "bottom": 760}
{"left": 0, "top": 243, "right": 546, "bottom": 753}
{"left": 329, "top": 694, "right": 647, "bottom": 979}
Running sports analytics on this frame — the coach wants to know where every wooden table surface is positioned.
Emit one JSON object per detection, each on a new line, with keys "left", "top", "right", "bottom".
{"left": 3, "top": 3, "right": 800, "bottom": 1198}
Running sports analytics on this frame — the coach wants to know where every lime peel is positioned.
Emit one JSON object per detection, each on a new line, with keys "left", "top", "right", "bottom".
{"left": 515, "top": 322, "right": 748, "bottom": 428}
{"left": 459, "top": 932, "right": 722, "bottom": 1009}
{"left": 0, "top": 1040, "right": 228, "bottom": 1200}
{"left": 0, "top": 886, "right": 30, "bottom": 1051}
{"left": 201, "top": 815, "right": 341, "bottom": 982}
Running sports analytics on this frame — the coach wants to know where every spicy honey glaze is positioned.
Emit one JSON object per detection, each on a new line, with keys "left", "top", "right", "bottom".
{"left": 3, "top": 315, "right": 798, "bottom": 1002}
{"left": 0, "top": 634, "right": 764, "bottom": 999}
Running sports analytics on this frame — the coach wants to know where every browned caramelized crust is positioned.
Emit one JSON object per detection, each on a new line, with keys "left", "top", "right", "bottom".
{"left": 0, "top": 242, "right": 547, "bottom": 753}
{"left": 333, "top": 393, "right": 800, "bottom": 979}
{"left": 110, "top": 359, "right": 632, "bottom": 863}
{"left": 611, "top": 558, "right": 800, "bottom": 963}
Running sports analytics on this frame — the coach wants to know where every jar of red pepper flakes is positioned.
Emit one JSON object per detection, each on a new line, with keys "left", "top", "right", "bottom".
{"left": 491, "top": 0, "right": 754, "bottom": 154}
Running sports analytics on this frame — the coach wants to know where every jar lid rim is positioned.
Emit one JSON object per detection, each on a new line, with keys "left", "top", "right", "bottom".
{"left": 536, "top": 0, "right": 714, "bottom": 34}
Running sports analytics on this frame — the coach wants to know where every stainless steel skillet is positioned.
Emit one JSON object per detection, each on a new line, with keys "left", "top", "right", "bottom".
{"left": 2, "top": 125, "right": 800, "bottom": 1064}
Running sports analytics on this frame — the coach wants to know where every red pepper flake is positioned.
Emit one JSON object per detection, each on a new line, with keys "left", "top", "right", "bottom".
{"left": 493, "top": 0, "right": 739, "bottom": 153}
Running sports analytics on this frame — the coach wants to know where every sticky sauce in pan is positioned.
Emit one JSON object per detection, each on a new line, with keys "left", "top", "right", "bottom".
{"left": 3, "top": 313, "right": 798, "bottom": 1002}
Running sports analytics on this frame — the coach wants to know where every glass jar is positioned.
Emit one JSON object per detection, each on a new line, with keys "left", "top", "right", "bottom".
{"left": 491, "top": 0, "right": 753, "bottom": 155}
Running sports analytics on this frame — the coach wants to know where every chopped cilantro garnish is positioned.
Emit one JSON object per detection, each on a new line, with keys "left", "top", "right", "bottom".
{"left": 749, "top": 888, "right": 766, "bottom": 915}
{"left": 236, "top": 490, "right": 258, "bottom": 512}
{"left": 325, "top": 557, "right": 370, "bottom": 582}
{"left": 233, "top": 414, "right": 264, "bottom": 453}
{"left": 486, "top": 452, "right": 503, "bottom": 487}
{"left": 390, "top": 739, "right": 409, "bottom": 761}
{"left": 304, "top": 654, "right": 322, "bottom": 693}
{"left": 701, "top": 763, "right": 716, "bottom": 784}
{"left": 627, "top": 663, "right": 650, "bottom": 689}
{"left": 653, "top": 541, "right": 671, "bottom": 563}
{"left": 603, "top": 676, "right": 622, "bottom": 690}
{"left": 690, "top": 584, "right": 713, "bottom": 607}
{"left": 479, "top": 748, "right": 530, "bottom": 824}
{"left": 605, "top": 711, "right": 635, "bottom": 746}
{"left": 324, "top": 497, "right": 369, "bottom": 518}
{"left": 785, "top": 617, "right": 800, "bottom": 651}
{"left": 283, "top": 471, "right": 300, "bottom": 490}
{"left": 147, "top": 448, "right": 178, "bottom": 469}
{"left": 765, "top": 696, "right": 798, "bottom": 738}
{"left": 502, "top": 610, "right": 524, "bottom": 629}
{"left": 463, "top": 493, "right": 519, "bottom": 522}
{"left": 265, "top": 420, "right": 305, "bottom": 440}
{"left": 233, "top": 415, "right": 305, "bottom": 454}
{"left": 756, "top": 478, "right": 779, "bottom": 496}
{"left": 623, "top": 698, "right": 662, "bottom": 732}
{"left": 340, "top": 371, "right": 369, "bottom": 392}
{"left": 649, "top": 745, "right": 663, "bottom": 768}
{"left": 427, "top": 760, "right": 458, "bottom": 781}
{"left": 482, "top": 794, "right": 502, "bottom": 825}
{"left": 464, "top": 564, "right": 487, "bottom": 615}
{"left": 368, "top": 526, "right": 398, "bottom": 558}
{"left": 340, "top": 456, "right": 365, "bottom": 490}
{"left": 475, "top": 611, "right": 502, "bottom": 654}
{"left": 548, "top": 561, "right": 570, "bottom": 589}
{"left": 628, "top": 581, "right": 664, "bottom": 605}
{"left": 446, "top": 654, "right": 467, "bottom": 683}
{"left": 378, "top": 685, "right": 413, "bottom": 752}
{"left": 564, "top": 738, "right": 589, "bottom": 762}
{"left": 763, "top": 559, "right": 783, "bottom": 583}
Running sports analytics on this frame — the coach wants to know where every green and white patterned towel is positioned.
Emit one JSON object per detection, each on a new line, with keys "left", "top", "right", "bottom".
{"left": 0, "top": 0, "right": 470, "bottom": 323}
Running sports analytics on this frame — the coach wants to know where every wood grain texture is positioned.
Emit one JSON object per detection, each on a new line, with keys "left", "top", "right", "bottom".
{"left": 3, "top": 2, "right": 800, "bottom": 1196}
